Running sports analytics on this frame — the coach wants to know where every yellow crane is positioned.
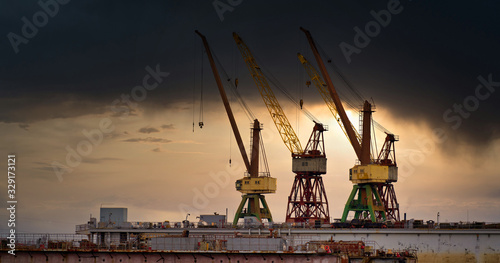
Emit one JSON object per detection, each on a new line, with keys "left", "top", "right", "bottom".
{"left": 233, "top": 33, "right": 330, "bottom": 224}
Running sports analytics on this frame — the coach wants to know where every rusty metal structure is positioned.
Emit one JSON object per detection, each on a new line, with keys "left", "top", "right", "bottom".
{"left": 233, "top": 33, "right": 330, "bottom": 224}
{"left": 287, "top": 122, "right": 329, "bottom": 224}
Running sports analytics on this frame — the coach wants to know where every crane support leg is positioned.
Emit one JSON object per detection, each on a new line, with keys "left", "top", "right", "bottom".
{"left": 377, "top": 183, "right": 400, "bottom": 222}
{"left": 341, "top": 184, "right": 386, "bottom": 223}
{"left": 233, "top": 194, "right": 273, "bottom": 225}
{"left": 286, "top": 174, "right": 330, "bottom": 224}
{"left": 259, "top": 195, "right": 272, "bottom": 222}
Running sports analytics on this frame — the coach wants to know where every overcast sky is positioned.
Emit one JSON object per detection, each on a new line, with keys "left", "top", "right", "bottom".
{"left": 0, "top": 0, "right": 499, "bottom": 233}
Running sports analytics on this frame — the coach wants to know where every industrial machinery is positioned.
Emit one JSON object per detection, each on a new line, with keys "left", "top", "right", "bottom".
{"left": 233, "top": 33, "right": 330, "bottom": 224}
{"left": 300, "top": 27, "right": 400, "bottom": 223}
{"left": 196, "top": 31, "right": 276, "bottom": 225}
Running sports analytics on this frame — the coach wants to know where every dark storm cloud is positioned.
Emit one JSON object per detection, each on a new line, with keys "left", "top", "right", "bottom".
{"left": 327, "top": 1, "right": 500, "bottom": 148}
{"left": 1, "top": 1, "right": 499, "bottom": 148}
{"left": 0, "top": 93, "right": 108, "bottom": 123}
{"left": 1, "top": 0, "right": 181, "bottom": 121}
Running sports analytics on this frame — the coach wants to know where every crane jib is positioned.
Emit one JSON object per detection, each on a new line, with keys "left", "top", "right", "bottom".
{"left": 233, "top": 32, "right": 303, "bottom": 155}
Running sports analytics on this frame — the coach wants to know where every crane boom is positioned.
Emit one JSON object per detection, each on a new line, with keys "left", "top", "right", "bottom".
{"left": 195, "top": 30, "right": 251, "bottom": 173}
{"left": 300, "top": 27, "right": 372, "bottom": 164}
{"left": 297, "top": 53, "right": 362, "bottom": 148}
{"left": 233, "top": 33, "right": 303, "bottom": 156}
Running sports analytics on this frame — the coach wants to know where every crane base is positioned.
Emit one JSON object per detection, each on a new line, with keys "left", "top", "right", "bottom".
{"left": 341, "top": 184, "right": 387, "bottom": 223}
{"left": 286, "top": 174, "right": 330, "bottom": 225}
{"left": 233, "top": 194, "right": 272, "bottom": 225}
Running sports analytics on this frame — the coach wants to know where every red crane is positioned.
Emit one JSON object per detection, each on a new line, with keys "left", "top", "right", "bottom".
{"left": 233, "top": 33, "right": 330, "bottom": 225}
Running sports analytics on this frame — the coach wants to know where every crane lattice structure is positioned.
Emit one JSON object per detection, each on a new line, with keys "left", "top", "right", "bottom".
{"left": 234, "top": 33, "right": 330, "bottom": 224}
